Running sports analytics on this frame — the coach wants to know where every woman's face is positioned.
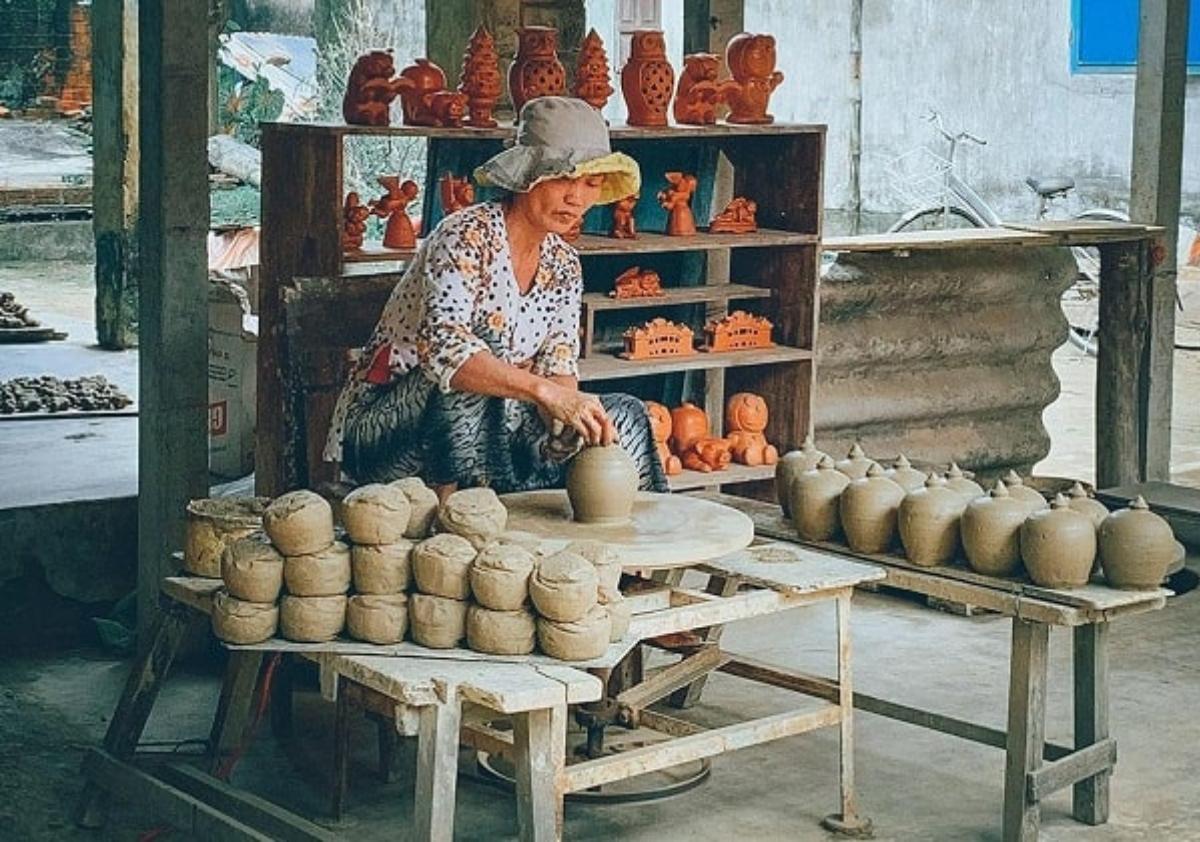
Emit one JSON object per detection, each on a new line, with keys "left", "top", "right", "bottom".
{"left": 517, "top": 175, "right": 606, "bottom": 236}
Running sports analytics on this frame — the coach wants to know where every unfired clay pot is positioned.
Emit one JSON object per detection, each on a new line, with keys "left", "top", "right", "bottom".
{"left": 788, "top": 455, "right": 850, "bottom": 542}
{"left": 1098, "top": 496, "right": 1176, "bottom": 590}
{"left": 212, "top": 589, "right": 278, "bottom": 645}
{"left": 537, "top": 605, "right": 611, "bottom": 661}
{"left": 185, "top": 497, "right": 269, "bottom": 578}
{"left": 960, "top": 481, "right": 1027, "bottom": 577}
{"left": 1067, "top": 482, "right": 1109, "bottom": 530}
{"left": 220, "top": 533, "right": 284, "bottom": 603}
{"left": 412, "top": 533, "right": 476, "bottom": 599}
{"left": 409, "top": 593, "right": 468, "bottom": 649}
{"left": 885, "top": 454, "right": 927, "bottom": 492}
{"left": 839, "top": 464, "right": 905, "bottom": 554}
{"left": 390, "top": 477, "right": 440, "bottom": 538}
{"left": 529, "top": 551, "right": 598, "bottom": 622}
{"left": 564, "top": 540, "right": 623, "bottom": 591}
{"left": 775, "top": 435, "right": 826, "bottom": 517}
{"left": 438, "top": 488, "right": 508, "bottom": 549}
{"left": 469, "top": 542, "right": 536, "bottom": 611}
{"left": 264, "top": 490, "right": 335, "bottom": 556}
{"left": 566, "top": 445, "right": 639, "bottom": 524}
{"left": 620, "top": 30, "right": 674, "bottom": 127}
{"left": 280, "top": 594, "right": 347, "bottom": 642}
{"left": 835, "top": 443, "right": 878, "bottom": 481}
{"left": 342, "top": 483, "right": 411, "bottom": 545}
{"left": 898, "top": 474, "right": 966, "bottom": 567}
{"left": 467, "top": 605, "right": 537, "bottom": 655}
{"left": 944, "top": 463, "right": 984, "bottom": 501}
{"left": 284, "top": 540, "right": 351, "bottom": 596}
{"left": 351, "top": 540, "right": 413, "bottom": 594}
{"left": 1020, "top": 494, "right": 1096, "bottom": 589}
{"left": 346, "top": 593, "right": 408, "bottom": 644}
{"left": 1002, "top": 470, "right": 1049, "bottom": 512}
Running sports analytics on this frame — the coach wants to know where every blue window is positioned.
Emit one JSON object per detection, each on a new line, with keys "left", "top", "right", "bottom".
{"left": 1072, "top": 0, "right": 1199, "bottom": 72}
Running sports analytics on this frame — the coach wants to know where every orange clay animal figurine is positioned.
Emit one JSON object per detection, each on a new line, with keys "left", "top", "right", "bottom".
{"left": 342, "top": 50, "right": 412, "bottom": 126}
{"left": 657, "top": 172, "right": 697, "bottom": 236}
{"left": 610, "top": 193, "right": 638, "bottom": 239}
{"left": 724, "top": 392, "right": 778, "bottom": 466}
{"left": 341, "top": 192, "right": 371, "bottom": 251}
{"left": 644, "top": 401, "right": 682, "bottom": 475}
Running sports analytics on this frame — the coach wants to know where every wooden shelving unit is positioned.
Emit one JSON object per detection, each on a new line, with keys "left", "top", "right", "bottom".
{"left": 258, "top": 120, "right": 825, "bottom": 496}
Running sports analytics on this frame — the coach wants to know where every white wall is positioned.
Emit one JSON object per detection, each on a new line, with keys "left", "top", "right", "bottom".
{"left": 587, "top": 0, "right": 686, "bottom": 124}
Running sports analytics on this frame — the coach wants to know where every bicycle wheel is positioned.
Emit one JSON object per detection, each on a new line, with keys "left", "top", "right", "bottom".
{"left": 887, "top": 205, "right": 985, "bottom": 233}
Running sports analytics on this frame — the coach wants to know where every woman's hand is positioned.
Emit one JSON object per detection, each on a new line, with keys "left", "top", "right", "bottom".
{"left": 535, "top": 380, "right": 616, "bottom": 446}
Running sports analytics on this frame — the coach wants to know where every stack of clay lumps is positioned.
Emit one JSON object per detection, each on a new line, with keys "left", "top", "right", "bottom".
{"left": 530, "top": 548, "right": 612, "bottom": 662}
{"left": 184, "top": 496, "right": 270, "bottom": 578}
{"left": 264, "top": 489, "right": 348, "bottom": 643}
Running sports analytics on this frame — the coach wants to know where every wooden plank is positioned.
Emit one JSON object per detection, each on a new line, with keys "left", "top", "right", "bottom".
{"left": 575, "top": 229, "right": 819, "bottom": 255}
{"left": 582, "top": 283, "right": 772, "bottom": 311}
{"left": 260, "top": 121, "right": 828, "bottom": 141}
{"left": 668, "top": 574, "right": 740, "bottom": 709}
{"left": 639, "top": 709, "right": 708, "bottom": 737}
{"left": 1028, "top": 739, "right": 1117, "bottom": 803}
{"left": 578, "top": 345, "right": 813, "bottom": 381}
{"left": 615, "top": 647, "right": 729, "bottom": 716}
{"left": 834, "top": 592, "right": 862, "bottom": 827}
{"left": 1073, "top": 623, "right": 1111, "bottom": 824}
{"left": 162, "top": 576, "right": 220, "bottom": 614}
{"left": 562, "top": 706, "right": 841, "bottom": 792}
{"left": 343, "top": 244, "right": 418, "bottom": 263}
{"left": 699, "top": 543, "right": 883, "bottom": 593}
{"left": 514, "top": 704, "right": 567, "bottom": 842}
{"left": 208, "top": 652, "right": 264, "bottom": 774}
{"left": 1002, "top": 619, "right": 1049, "bottom": 842}
{"left": 667, "top": 462, "right": 776, "bottom": 491}
{"left": 823, "top": 227, "right": 1053, "bottom": 252}
{"left": 414, "top": 700, "right": 462, "bottom": 842}
{"left": 1001, "top": 220, "right": 1158, "bottom": 245}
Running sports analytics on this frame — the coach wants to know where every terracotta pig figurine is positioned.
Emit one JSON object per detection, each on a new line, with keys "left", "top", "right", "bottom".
{"left": 343, "top": 49, "right": 412, "bottom": 126}
{"left": 658, "top": 172, "right": 697, "bottom": 236}
{"left": 644, "top": 401, "right": 682, "bottom": 475}
{"left": 724, "top": 392, "right": 778, "bottom": 466}
{"left": 669, "top": 401, "right": 731, "bottom": 472}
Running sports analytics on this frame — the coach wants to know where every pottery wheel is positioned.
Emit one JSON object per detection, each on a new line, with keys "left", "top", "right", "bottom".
{"left": 500, "top": 490, "right": 754, "bottom": 570}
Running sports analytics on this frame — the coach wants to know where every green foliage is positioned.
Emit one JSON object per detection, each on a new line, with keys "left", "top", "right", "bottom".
{"left": 211, "top": 184, "right": 262, "bottom": 228}
{"left": 218, "top": 63, "right": 285, "bottom": 148}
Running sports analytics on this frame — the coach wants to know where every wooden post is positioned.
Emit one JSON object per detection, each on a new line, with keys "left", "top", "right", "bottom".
{"left": 208, "top": 652, "right": 265, "bottom": 775}
{"left": 514, "top": 703, "right": 567, "bottom": 842}
{"left": 1073, "top": 623, "right": 1111, "bottom": 824}
{"left": 414, "top": 699, "right": 464, "bottom": 842}
{"left": 136, "top": 0, "right": 212, "bottom": 646}
{"left": 1129, "top": 0, "right": 1190, "bottom": 481}
{"left": 92, "top": 0, "right": 139, "bottom": 349}
{"left": 1002, "top": 618, "right": 1049, "bottom": 842}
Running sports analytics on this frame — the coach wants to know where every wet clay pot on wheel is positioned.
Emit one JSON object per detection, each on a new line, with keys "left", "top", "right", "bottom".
{"left": 1020, "top": 494, "right": 1096, "bottom": 589}
{"left": 898, "top": 474, "right": 966, "bottom": 567}
{"left": 1002, "top": 470, "right": 1049, "bottom": 512}
{"left": 788, "top": 455, "right": 850, "bottom": 542}
{"left": 885, "top": 454, "right": 927, "bottom": 492}
{"left": 835, "top": 443, "right": 878, "bottom": 481}
{"left": 960, "top": 481, "right": 1027, "bottom": 577}
{"left": 566, "top": 445, "right": 639, "bottom": 524}
{"left": 775, "top": 434, "right": 826, "bottom": 517}
{"left": 1098, "top": 496, "right": 1177, "bottom": 590}
{"left": 1067, "top": 482, "right": 1109, "bottom": 530}
{"left": 944, "top": 463, "right": 984, "bottom": 502}
{"left": 839, "top": 464, "right": 905, "bottom": 554}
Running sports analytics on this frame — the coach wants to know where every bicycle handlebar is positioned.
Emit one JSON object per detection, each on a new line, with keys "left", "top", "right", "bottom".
{"left": 924, "top": 109, "right": 987, "bottom": 146}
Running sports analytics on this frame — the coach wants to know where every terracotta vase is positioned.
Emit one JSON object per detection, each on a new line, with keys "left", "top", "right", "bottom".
{"left": 399, "top": 58, "right": 448, "bottom": 126}
{"left": 1020, "top": 494, "right": 1096, "bottom": 589}
{"left": 723, "top": 32, "right": 784, "bottom": 124}
{"left": 835, "top": 442, "right": 878, "bottom": 481}
{"left": 789, "top": 455, "right": 850, "bottom": 542}
{"left": 775, "top": 435, "right": 827, "bottom": 517}
{"left": 898, "top": 474, "right": 966, "bottom": 567}
{"left": 458, "top": 25, "right": 502, "bottom": 128}
{"left": 566, "top": 445, "right": 639, "bottom": 524}
{"left": 839, "top": 464, "right": 905, "bottom": 554}
{"left": 509, "top": 26, "right": 567, "bottom": 114}
{"left": 669, "top": 401, "right": 709, "bottom": 454}
{"left": 1003, "top": 470, "right": 1049, "bottom": 511}
{"left": 885, "top": 454, "right": 927, "bottom": 492}
{"left": 960, "top": 481, "right": 1027, "bottom": 577}
{"left": 621, "top": 30, "right": 674, "bottom": 127}
{"left": 1067, "top": 482, "right": 1109, "bottom": 530}
{"left": 1098, "top": 496, "right": 1176, "bottom": 589}
{"left": 944, "top": 463, "right": 985, "bottom": 501}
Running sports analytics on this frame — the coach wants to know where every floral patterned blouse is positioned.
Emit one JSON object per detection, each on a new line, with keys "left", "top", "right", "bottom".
{"left": 324, "top": 201, "right": 582, "bottom": 462}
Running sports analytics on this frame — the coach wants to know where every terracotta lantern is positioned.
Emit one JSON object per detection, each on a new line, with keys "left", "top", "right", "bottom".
{"left": 724, "top": 33, "right": 784, "bottom": 124}
{"left": 372, "top": 176, "right": 419, "bottom": 250}
{"left": 673, "top": 53, "right": 724, "bottom": 125}
{"left": 343, "top": 49, "right": 412, "bottom": 126}
{"left": 621, "top": 30, "right": 674, "bottom": 127}
{"left": 509, "top": 26, "right": 567, "bottom": 114}
{"left": 458, "top": 26, "right": 502, "bottom": 128}
{"left": 573, "top": 28, "right": 614, "bottom": 110}
{"left": 657, "top": 171, "right": 697, "bottom": 236}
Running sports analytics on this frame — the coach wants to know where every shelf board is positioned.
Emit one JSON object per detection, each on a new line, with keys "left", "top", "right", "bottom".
{"left": 263, "top": 120, "right": 827, "bottom": 141}
{"left": 343, "top": 244, "right": 418, "bottom": 263}
{"left": 579, "top": 345, "right": 812, "bottom": 381}
{"left": 582, "top": 283, "right": 772, "bottom": 312}
{"left": 668, "top": 463, "right": 775, "bottom": 491}
{"left": 575, "top": 229, "right": 817, "bottom": 255}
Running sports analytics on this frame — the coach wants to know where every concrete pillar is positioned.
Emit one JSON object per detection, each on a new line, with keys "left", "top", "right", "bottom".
{"left": 92, "top": 0, "right": 139, "bottom": 350}
{"left": 137, "top": 0, "right": 211, "bottom": 646}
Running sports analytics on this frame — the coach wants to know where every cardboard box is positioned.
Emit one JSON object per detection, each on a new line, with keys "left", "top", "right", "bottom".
{"left": 208, "top": 277, "right": 258, "bottom": 479}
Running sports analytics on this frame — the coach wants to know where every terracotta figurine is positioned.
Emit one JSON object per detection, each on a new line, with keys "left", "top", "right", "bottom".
{"left": 439, "top": 173, "right": 475, "bottom": 215}
{"left": 509, "top": 26, "right": 567, "bottom": 114}
{"left": 724, "top": 392, "right": 778, "bottom": 466}
{"left": 621, "top": 318, "right": 695, "bottom": 359}
{"left": 621, "top": 30, "right": 674, "bottom": 127}
{"left": 610, "top": 266, "right": 663, "bottom": 299}
{"left": 458, "top": 25, "right": 502, "bottom": 128}
{"left": 724, "top": 33, "right": 784, "bottom": 124}
{"left": 709, "top": 197, "right": 758, "bottom": 233}
{"left": 610, "top": 193, "right": 638, "bottom": 239}
{"left": 342, "top": 50, "right": 412, "bottom": 127}
{"left": 673, "top": 53, "right": 725, "bottom": 125}
{"left": 573, "top": 29, "right": 614, "bottom": 110}
{"left": 668, "top": 402, "right": 730, "bottom": 473}
{"left": 683, "top": 436, "right": 734, "bottom": 473}
{"left": 341, "top": 191, "right": 371, "bottom": 251}
{"left": 703, "top": 310, "right": 773, "bottom": 351}
{"left": 658, "top": 171, "right": 698, "bottom": 236}
{"left": 372, "top": 176, "right": 419, "bottom": 250}
{"left": 399, "top": 58, "right": 467, "bottom": 127}
{"left": 644, "top": 401, "right": 682, "bottom": 475}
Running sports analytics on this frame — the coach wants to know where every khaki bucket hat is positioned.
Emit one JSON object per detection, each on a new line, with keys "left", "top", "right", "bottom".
{"left": 474, "top": 96, "right": 640, "bottom": 205}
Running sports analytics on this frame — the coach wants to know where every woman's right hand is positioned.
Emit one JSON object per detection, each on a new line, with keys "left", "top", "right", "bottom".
{"left": 536, "top": 381, "right": 616, "bottom": 446}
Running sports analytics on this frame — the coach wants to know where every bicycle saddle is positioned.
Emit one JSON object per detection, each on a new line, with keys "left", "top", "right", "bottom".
{"left": 1025, "top": 176, "right": 1075, "bottom": 196}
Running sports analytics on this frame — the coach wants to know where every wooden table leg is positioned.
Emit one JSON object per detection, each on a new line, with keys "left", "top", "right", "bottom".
{"left": 821, "top": 590, "right": 873, "bottom": 837}
{"left": 270, "top": 653, "right": 294, "bottom": 739}
{"left": 413, "top": 698, "right": 463, "bottom": 842}
{"left": 1072, "top": 623, "right": 1111, "bottom": 825}
{"left": 207, "top": 651, "right": 264, "bottom": 775}
{"left": 668, "top": 574, "right": 740, "bottom": 709}
{"left": 332, "top": 681, "right": 350, "bottom": 821}
{"left": 514, "top": 703, "right": 567, "bottom": 842}
{"left": 73, "top": 602, "right": 193, "bottom": 828}
{"left": 1003, "top": 617, "right": 1050, "bottom": 842}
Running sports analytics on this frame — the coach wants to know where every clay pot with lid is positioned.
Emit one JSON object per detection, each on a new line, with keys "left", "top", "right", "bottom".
{"left": 566, "top": 445, "right": 639, "bottom": 524}
{"left": 944, "top": 463, "right": 984, "bottom": 501}
{"left": 839, "top": 464, "right": 905, "bottom": 554}
{"left": 1020, "top": 494, "right": 1096, "bottom": 589}
{"left": 1002, "top": 470, "right": 1048, "bottom": 512}
{"left": 960, "top": 481, "right": 1027, "bottom": 577}
{"left": 898, "top": 474, "right": 966, "bottom": 567}
{"left": 788, "top": 455, "right": 850, "bottom": 542}
{"left": 1098, "top": 496, "right": 1176, "bottom": 590}
{"left": 885, "top": 454, "right": 927, "bottom": 492}
{"left": 835, "top": 443, "right": 878, "bottom": 481}
{"left": 620, "top": 30, "right": 674, "bottom": 127}
{"left": 775, "top": 434, "right": 826, "bottom": 517}
{"left": 1067, "top": 482, "right": 1109, "bottom": 530}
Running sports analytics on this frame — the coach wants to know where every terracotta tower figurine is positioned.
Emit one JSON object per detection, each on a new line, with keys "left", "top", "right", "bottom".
{"left": 372, "top": 176, "right": 420, "bottom": 250}
{"left": 508, "top": 26, "right": 567, "bottom": 114}
{"left": 610, "top": 193, "right": 638, "bottom": 239}
{"left": 657, "top": 171, "right": 697, "bottom": 236}
{"left": 458, "top": 26, "right": 502, "bottom": 128}
{"left": 621, "top": 30, "right": 674, "bottom": 127}
{"left": 724, "top": 33, "right": 784, "bottom": 124}
{"left": 673, "top": 53, "right": 724, "bottom": 125}
{"left": 573, "top": 28, "right": 614, "bottom": 110}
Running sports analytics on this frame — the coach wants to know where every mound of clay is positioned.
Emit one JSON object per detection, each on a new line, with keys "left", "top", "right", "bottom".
{"left": 284, "top": 540, "right": 351, "bottom": 596}
{"left": 220, "top": 532, "right": 284, "bottom": 603}
{"left": 466, "top": 604, "right": 537, "bottom": 655}
{"left": 279, "top": 594, "right": 346, "bottom": 642}
{"left": 342, "top": 483, "right": 411, "bottom": 545}
{"left": 346, "top": 593, "right": 408, "bottom": 644}
{"left": 390, "top": 477, "right": 441, "bottom": 538}
{"left": 409, "top": 593, "right": 468, "bottom": 649}
{"left": 351, "top": 540, "right": 413, "bottom": 594}
{"left": 438, "top": 487, "right": 508, "bottom": 548}
{"left": 412, "top": 533, "right": 476, "bottom": 599}
{"left": 264, "top": 490, "right": 335, "bottom": 556}
{"left": 537, "top": 605, "right": 611, "bottom": 661}
{"left": 212, "top": 589, "right": 278, "bottom": 644}
{"left": 529, "top": 551, "right": 598, "bottom": 622}
{"left": 470, "top": 542, "right": 536, "bottom": 610}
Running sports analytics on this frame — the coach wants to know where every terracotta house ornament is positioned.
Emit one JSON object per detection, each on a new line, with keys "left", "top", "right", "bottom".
{"left": 573, "top": 28, "right": 614, "bottom": 110}
{"left": 372, "top": 176, "right": 419, "bottom": 249}
{"left": 341, "top": 191, "right": 371, "bottom": 252}
{"left": 621, "top": 30, "right": 675, "bottom": 127}
{"left": 709, "top": 197, "right": 758, "bottom": 234}
{"left": 458, "top": 25, "right": 502, "bottom": 128}
{"left": 621, "top": 317, "right": 696, "bottom": 359}
{"left": 724, "top": 392, "right": 778, "bottom": 466}
{"left": 343, "top": 49, "right": 412, "bottom": 126}
{"left": 723, "top": 32, "right": 784, "bottom": 124}
{"left": 644, "top": 400, "right": 682, "bottom": 475}
{"left": 610, "top": 193, "right": 639, "bottom": 239}
{"left": 509, "top": 26, "right": 567, "bottom": 114}
{"left": 673, "top": 52, "right": 724, "bottom": 125}
{"left": 399, "top": 58, "right": 467, "bottom": 127}
{"left": 703, "top": 310, "right": 773, "bottom": 352}
{"left": 610, "top": 265, "right": 663, "bottom": 299}
{"left": 658, "top": 171, "right": 697, "bottom": 235}
{"left": 439, "top": 173, "right": 475, "bottom": 215}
